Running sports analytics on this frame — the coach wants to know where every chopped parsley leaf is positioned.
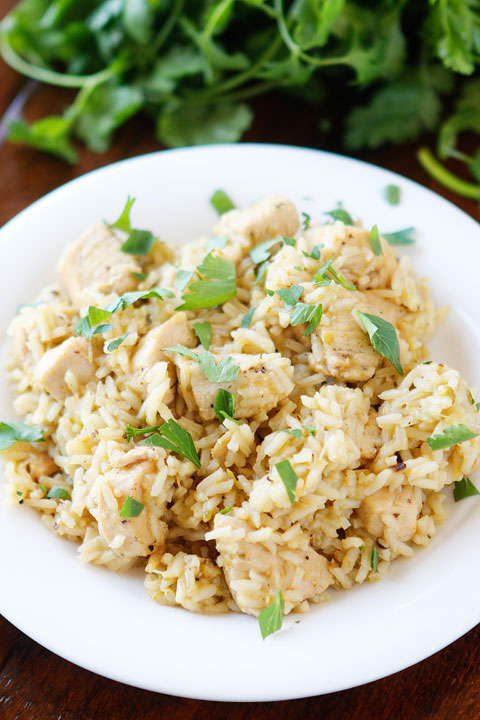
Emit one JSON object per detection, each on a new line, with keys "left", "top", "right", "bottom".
{"left": 275, "top": 459, "right": 298, "bottom": 505}
{"left": 325, "top": 208, "right": 354, "bottom": 225}
{"left": 126, "top": 424, "right": 163, "bottom": 441}
{"left": 219, "top": 506, "right": 233, "bottom": 514}
{"left": 301, "top": 212, "right": 311, "bottom": 229}
{"left": 176, "top": 269, "right": 194, "bottom": 293}
{"left": 206, "top": 235, "right": 228, "bottom": 252}
{"left": 105, "top": 333, "right": 129, "bottom": 353}
{"left": 0, "top": 421, "right": 44, "bottom": 450}
{"left": 453, "top": 476, "right": 480, "bottom": 501}
{"left": 130, "top": 271, "right": 147, "bottom": 281}
{"left": 302, "top": 243, "right": 323, "bottom": 260}
{"left": 382, "top": 227, "right": 415, "bottom": 246}
{"left": 166, "top": 346, "right": 240, "bottom": 383}
{"left": 282, "top": 428, "right": 302, "bottom": 438}
{"left": 119, "top": 496, "right": 144, "bottom": 518}
{"left": 46, "top": 486, "right": 70, "bottom": 500}
{"left": 383, "top": 185, "right": 401, "bottom": 205}
{"left": 250, "top": 237, "right": 283, "bottom": 265}
{"left": 177, "top": 252, "right": 237, "bottom": 311}
{"left": 369, "top": 224, "right": 382, "bottom": 255}
{"left": 107, "top": 196, "right": 135, "bottom": 233}
{"left": 241, "top": 307, "right": 255, "bottom": 328}
{"left": 276, "top": 284, "right": 304, "bottom": 310}
{"left": 214, "top": 389, "right": 236, "bottom": 423}
{"left": 145, "top": 419, "right": 201, "bottom": 467}
{"left": 314, "top": 257, "right": 356, "bottom": 291}
{"left": 121, "top": 229, "right": 156, "bottom": 256}
{"left": 426, "top": 424, "right": 478, "bottom": 450}
{"left": 194, "top": 321, "right": 212, "bottom": 350}
{"left": 370, "top": 545, "right": 379, "bottom": 573}
{"left": 353, "top": 310, "right": 403, "bottom": 375}
{"left": 210, "top": 189, "right": 235, "bottom": 215}
{"left": 258, "top": 589, "right": 284, "bottom": 640}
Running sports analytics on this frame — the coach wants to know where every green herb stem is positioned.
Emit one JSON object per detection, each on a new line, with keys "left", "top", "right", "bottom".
{"left": 417, "top": 147, "right": 480, "bottom": 201}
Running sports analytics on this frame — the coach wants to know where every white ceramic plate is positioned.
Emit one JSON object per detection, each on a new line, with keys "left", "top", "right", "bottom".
{"left": 1, "top": 145, "right": 479, "bottom": 702}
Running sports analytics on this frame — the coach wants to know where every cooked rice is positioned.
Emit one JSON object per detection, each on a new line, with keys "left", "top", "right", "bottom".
{"left": 3, "top": 193, "right": 480, "bottom": 621}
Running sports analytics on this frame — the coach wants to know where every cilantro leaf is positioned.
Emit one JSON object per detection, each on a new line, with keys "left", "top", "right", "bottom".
{"left": 370, "top": 545, "right": 379, "bottom": 573}
{"left": 214, "top": 389, "right": 235, "bottom": 423}
{"left": 210, "top": 190, "right": 235, "bottom": 215}
{"left": 275, "top": 459, "right": 298, "bottom": 505}
{"left": 105, "top": 333, "right": 129, "bottom": 353}
{"left": 324, "top": 208, "right": 354, "bottom": 225}
{"left": 145, "top": 419, "right": 200, "bottom": 467}
{"left": 453, "top": 476, "right": 480, "bottom": 502}
{"left": 177, "top": 253, "right": 236, "bottom": 311}
{"left": 426, "top": 424, "right": 478, "bottom": 451}
{"left": 382, "top": 227, "right": 416, "bottom": 245}
{"left": 119, "top": 496, "right": 144, "bottom": 518}
{"left": 353, "top": 310, "right": 403, "bottom": 375}
{"left": 46, "top": 486, "right": 71, "bottom": 500}
{"left": 241, "top": 307, "right": 255, "bottom": 328}
{"left": 75, "top": 84, "right": 143, "bottom": 153}
{"left": 369, "top": 225, "right": 382, "bottom": 256}
{"left": 8, "top": 117, "right": 77, "bottom": 164}
{"left": 277, "top": 284, "right": 304, "bottom": 311}
{"left": 383, "top": 185, "right": 401, "bottom": 205}
{"left": 194, "top": 321, "right": 211, "bottom": 350}
{"left": 0, "top": 421, "right": 44, "bottom": 450}
{"left": 258, "top": 590, "right": 284, "bottom": 640}
{"left": 157, "top": 102, "right": 252, "bottom": 148}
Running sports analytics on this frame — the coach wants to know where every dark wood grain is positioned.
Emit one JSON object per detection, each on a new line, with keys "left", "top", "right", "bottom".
{"left": 0, "top": 1, "right": 479, "bottom": 716}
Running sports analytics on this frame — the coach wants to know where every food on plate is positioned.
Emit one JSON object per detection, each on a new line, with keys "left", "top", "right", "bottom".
{"left": 2, "top": 193, "right": 479, "bottom": 638}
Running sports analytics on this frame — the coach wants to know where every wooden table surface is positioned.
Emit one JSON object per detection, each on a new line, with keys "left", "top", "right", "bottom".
{"left": 1, "top": 3, "right": 480, "bottom": 717}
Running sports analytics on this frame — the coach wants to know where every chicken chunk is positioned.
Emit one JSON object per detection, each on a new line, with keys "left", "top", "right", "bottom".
{"left": 58, "top": 224, "right": 141, "bottom": 307}
{"left": 212, "top": 514, "right": 332, "bottom": 615}
{"left": 360, "top": 409, "right": 382, "bottom": 460}
{"left": 308, "top": 285, "right": 404, "bottom": 382}
{"left": 215, "top": 194, "right": 298, "bottom": 244}
{"left": 35, "top": 337, "right": 96, "bottom": 400}
{"left": 174, "top": 352, "right": 294, "bottom": 422}
{"left": 132, "top": 313, "right": 196, "bottom": 373}
{"left": 358, "top": 485, "right": 418, "bottom": 542}
{"left": 97, "top": 448, "right": 168, "bottom": 558}
{"left": 25, "top": 449, "right": 59, "bottom": 481}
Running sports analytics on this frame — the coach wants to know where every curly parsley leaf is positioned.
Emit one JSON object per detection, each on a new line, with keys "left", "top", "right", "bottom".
{"left": 214, "top": 388, "right": 236, "bottom": 423}
{"left": 258, "top": 589, "right": 284, "bottom": 640}
{"left": 210, "top": 190, "right": 235, "bottom": 215}
{"left": 426, "top": 424, "right": 478, "bottom": 450}
{"left": 369, "top": 225, "right": 382, "bottom": 256}
{"left": 119, "top": 496, "right": 144, "bottom": 518}
{"left": 145, "top": 419, "right": 201, "bottom": 468}
{"left": 353, "top": 310, "right": 403, "bottom": 375}
{"left": 324, "top": 208, "right": 354, "bottom": 225}
{"left": 46, "top": 486, "right": 71, "bottom": 500}
{"left": 383, "top": 185, "right": 401, "bottom": 205}
{"left": 453, "top": 476, "right": 480, "bottom": 502}
{"left": 241, "top": 307, "right": 255, "bottom": 329}
{"left": 0, "top": 421, "right": 44, "bottom": 450}
{"left": 275, "top": 459, "right": 298, "bottom": 506}
{"left": 382, "top": 227, "right": 416, "bottom": 245}
{"left": 194, "top": 321, "right": 211, "bottom": 350}
{"left": 177, "top": 253, "right": 236, "bottom": 311}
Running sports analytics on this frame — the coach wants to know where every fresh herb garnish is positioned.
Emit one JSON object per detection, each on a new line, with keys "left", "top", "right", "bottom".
{"left": 194, "top": 321, "right": 212, "bottom": 350}
{"left": 0, "top": 421, "right": 44, "bottom": 450}
{"left": 106, "top": 196, "right": 156, "bottom": 256}
{"left": 276, "top": 284, "right": 304, "bottom": 311}
{"left": 210, "top": 190, "right": 235, "bottom": 215}
{"left": 370, "top": 545, "right": 379, "bottom": 573}
{"left": 369, "top": 225, "right": 382, "bottom": 256}
{"left": 205, "top": 235, "right": 228, "bottom": 252}
{"left": 426, "top": 424, "right": 478, "bottom": 451}
{"left": 289, "top": 302, "right": 323, "bottom": 337}
{"left": 177, "top": 252, "right": 236, "bottom": 311}
{"left": 352, "top": 310, "right": 403, "bottom": 375}
{"left": 119, "top": 496, "right": 144, "bottom": 518}
{"left": 275, "top": 459, "right": 298, "bottom": 506}
{"left": 325, "top": 208, "right": 354, "bottom": 225}
{"left": 214, "top": 389, "right": 236, "bottom": 423}
{"left": 258, "top": 589, "right": 284, "bottom": 640}
{"left": 241, "top": 307, "right": 255, "bottom": 329}
{"left": 219, "top": 506, "right": 233, "bottom": 514}
{"left": 301, "top": 212, "right": 311, "bottom": 230}
{"left": 46, "top": 486, "right": 70, "bottom": 500}
{"left": 167, "top": 346, "right": 240, "bottom": 384}
{"left": 282, "top": 429, "right": 302, "bottom": 438}
{"left": 453, "top": 476, "right": 480, "bottom": 502}
{"left": 382, "top": 227, "right": 415, "bottom": 246}
{"left": 302, "top": 244, "right": 323, "bottom": 260}
{"left": 384, "top": 185, "right": 401, "bottom": 205}
{"left": 105, "top": 333, "right": 129, "bottom": 353}
{"left": 314, "top": 258, "right": 356, "bottom": 291}
{"left": 145, "top": 419, "right": 201, "bottom": 468}
{"left": 126, "top": 424, "right": 163, "bottom": 441}
{"left": 130, "top": 271, "right": 147, "bottom": 281}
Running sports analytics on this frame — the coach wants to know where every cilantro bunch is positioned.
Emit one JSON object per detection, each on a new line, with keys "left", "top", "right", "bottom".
{"left": 1, "top": 0, "right": 479, "bottom": 201}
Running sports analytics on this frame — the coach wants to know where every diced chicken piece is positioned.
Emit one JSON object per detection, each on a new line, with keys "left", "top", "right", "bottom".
{"left": 174, "top": 352, "right": 294, "bottom": 422}
{"left": 360, "top": 409, "right": 382, "bottom": 460}
{"left": 213, "top": 514, "right": 332, "bottom": 615}
{"left": 25, "top": 449, "right": 59, "bottom": 481}
{"left": 132, "top": 313, "right": 196, "bottom": 373}
{"left": 215, "top": 194, "right": 298, "bottom": 244}
{"left": 306, "top": 225, "right": 398, "bottom": 290}
{"left": 35, "top": 337, "right": 96, "bottom": 401}
{"left": 58, "top": 224, "right": 141, "bottom": 307}
{"left": 307, "top": 285, "right": 404, "bottom": 382}
{"left": 358, "top": 485, "right": 418, "bottom": 542}
{"left": 97, "top": 448, "right": 168, "bottom": 559}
